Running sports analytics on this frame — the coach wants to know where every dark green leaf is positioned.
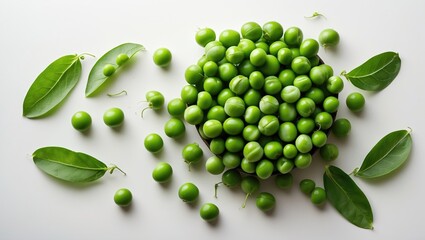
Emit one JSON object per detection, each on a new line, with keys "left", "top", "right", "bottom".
{"left": 23, "top": 55, "right": 82, "bottom": 118}
{"left": 343, "top": 51, "right": 401, "bottom": 91}
{"left": 85, "top": 43, "right": 144, "bottom": 97}
{"left": 33, "top": 146, "right": 123, "bottom": 183}
{"left": 354, "top": 129, "right": 412, "bottom": 179}
{"left": 324, "top": 165, "right": 374, "bottom": 229}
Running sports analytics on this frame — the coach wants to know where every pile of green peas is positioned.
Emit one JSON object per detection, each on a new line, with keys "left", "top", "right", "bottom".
{"left": 182, "top": 21, "right": 345, "bottom": 183}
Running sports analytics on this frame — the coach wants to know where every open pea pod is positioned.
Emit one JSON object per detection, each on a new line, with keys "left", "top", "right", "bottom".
{"left": 85, "top": 43, "right": 145, "bottom": 97}
{"left": 33, "top": 146, "right": 124, "bottom": 183}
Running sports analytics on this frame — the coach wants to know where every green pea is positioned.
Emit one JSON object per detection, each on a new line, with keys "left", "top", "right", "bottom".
{"left": 210, "top": 138, "right": 225, "bottom": 155}
{"left": 224, "top": 46, "right": 244, "bottom": 64}
{"left": 295, "top": 134, "right": 313, "bottom": 153}
{"left": 319, "top": 28, "right": 340, "bottom": 48}
{"left": 244, "top": 106, "right": 261, "bottom": 124}
{"left": 243, "top": 141, "right": 264, "bottom": 162}
{"left": 217, "top": 88, "right": 236, "bottom": 106}
{"left": 103, "top": 64, "right": 116, "bottom": 77}
{"left": 305, "top": 87, "right": 325, "bottom": 104}
{"left": 224, "top": 96, "right": 245, "bottom": 117}
{"left": 222, "top": 169, "right": 242, "bottom": 188}
{"left": 309, "top": 56, "right": 320, "bottom": 67}
{"left": 200, "top": 203, "right": 220, "bottom": 222}
{"left": 203, "top": 77, "right": 223, "bottom": 95}
{"left": 309, "top": 65, "right": 327, "bottom": 86}
{"left": 180, "top": 85, "right": 198, "bottom": 104}
{"left": 206, "top": 45, "right": 226, "bottom": 62}
{"left": 278, "top": 122, "right": 298, "bottom": 142}
{"left": 279, "top": 103, "right": 297, "bottom": 122}
{"left": 264, "top": 141, "right": 283, "bottom": 160}
{"left": 260, "top": 55, "right": 280, "bottom": 76}
{"left": 222, "top": 152, "right": 242, "bottom": 168}
{"left": 103, "top": 107, "right": 124, "bottom": 128}
{"left": 203, "top": 61, "right": 218, "bottom": 77}
{"left": 204, "top": 40, "right": 223, "bottom": 53}
{"left": 167, "top": 98, "right": 186, "bottom": 117}
{"left": 276, "top": 157, "right": 295, "bottom": 175}
{"left": 256, "top": 159, "right": 274, "bottom": 180}
{"left": 256, "top": 192, "right": 276, "bottom": 212}
{"left": 284, "top": 27, "right": 303, "bottom": 47}
{"left": 311, "top": 130, "right": 328, "bottom": 148}
{"left": 291, "top": 48, "right": 300, "bottom": 58}
{"left": 197, "top": 55, "right": 208, "bottom": 68}
{"left": 243, "top": 89, "right": 262, "bottom": 106}
{"left": 223, "top": 117, "right": 244, "bottom": 135}
{"left": 326, "top": 76, "right": 344, "bottom": 94}
{"left": 205, "top": 156, "right": 225, "bottom": 175}
{"left": 184, "top": 105, "right": 204, "bottom": 125}
{"left": 294, "top": 153, "right": 312, "bottom": 169}
{"left": 202, "top": 119, "right": 222, "bottom": 138}
{"left": 229, "top": 75, "right": 249, "bottom": 95}
{"left": 71, "top": 111, "right": 92, "bottom": 131}
{"left": 291, "top": 56, "right": 311, "bottom": 75}
{"left": 164, "top": 117, "right": 186, "bottom": 138}
{"left": 116, "top": 53, "right": 129, "bottom": 66}
{"left": 153, "top": 48, "right": 172, "bottom": 67}
{"left": 315, "top": 112, "right": 333, "bottom": 130}
{"left": 152, "top": 162, "right": 173, "bottom": 183}
{"left": 241, "top": 176, "right": 260, "bottom": 208}
{"left": 258, "top": 115, "right": 280, "bottom": 136}
{"left": 238, "top": 59, "right": 257, "bottom": 77}
{"left": 277, "top": 48, "right": 293, "bottom": 65}
{"left": 283, "top": 144, "right": 298, "bottom": 159}
{"left": 299, "top": 39, "right": 319, "bottom": 58}
{"left": 238, "top": 39, "right": 256, "bottom": 58}
{"left": 320, "top": 143, "right": 339, "bottom": 162}
{"left": 275, "top": 173, "right": 293, "bottom": 189}
{"left": 269, "top": 41, "right": 288, "bottom": 56}
{"left": 218, "top": 63, "right": 238, "bottom": 82}
{"left": 196, "top": 91, "right": 212, "bottom": 110}
{"left": 322, "top": 96, "right": 339, "bottom": 113}
{"left": 296, "top": 97, "right": 316, "bottom": 117}
{"left": 207, "top": 105, "right": 227, "bottom": 122}
{"left": 255, "top": 41, "right": 269, "bottom": 53}
{"left": 225, "top": 136, "right": 245, "bottom": 153}
{"left": 263, "top": 76, "right": 282, "bottom": 95}
{"left": 332, "top": 118, "right": 351, "bottom": 138}
{"left": 182, "top": 143, "right": 203, "bottom": 165}
{"left": 145, "top": 90, "right": 165, "bottom": 111}
{"left": 178, "top": 182, "right": 199, "bottom": 203}
{"left": 293, "top": 75, "right": 312, "bottom": 92}
{"left": 281, "top": 85, "right": 301, "bottom": 103}
{"left": 195, "top": 27, "right": 216, "bottom": 47}
{"left": 219, "top": 29, "right": 240, "bottom": 47}
{"left": 262, "top": 21, "right": 283, "bottom": 42}
{"left": 243, "top": 125, "right": 261, "bottom": 142}
{"left": 311, "top": 187, "right": 327, "bottom": 205}
{"left": 278, "top": 69, "right": 296, "bottom": 86}
{"left": 250, "top": 48, "right": 267, "bottom": 67}
{"left": 259, "top": 95, "right": 279, "bottom": 114}
{"left": 241, "top": 158, "right": 256, "bottom": 173}
{"left": 114, "top": 188, "right": 132, "bottom": 207}
{"left": 144, "top": 133, "right": 164, "bottom": 153}
{"left": 297, "top": 117, "right": 316, "bottom": 134}
{"left": 299, "top": 179, "right": 316, "bottom": 194}
{"left": 346, "top": 92, "right": 365, "bottom": 112}
{"left": 241, "top": 22, "right": 263, "bottom": 41}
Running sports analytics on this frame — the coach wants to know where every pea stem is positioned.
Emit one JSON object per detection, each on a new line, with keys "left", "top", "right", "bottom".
{"left": 107, "top": 90, "right": 128, "bottom": 97}
{"left": 304, "top": 12, "right": 327, "bottom": 19}
{"left": 108, "top": 165, "right": 126, "bottom": 175}
{"left": 214, "top": 182, "right": 222, "bottom": 198}
{"left": 78, "top": 53, "right": 96, "bottom": 60}
{"left": 242, "top": 193, "right": 250, "bottom": 208}
{"left": 140, "top": 106, "right": 151, "bottom": 118}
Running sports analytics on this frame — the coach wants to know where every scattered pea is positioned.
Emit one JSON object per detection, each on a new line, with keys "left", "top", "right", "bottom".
{"left": 153, "top": 48, "right": 172, "bottom": 67}
{"left": 71, "top": 111, "right": 92, "bottom": 131}
{"left": 144, "top": 133, "right": 164, "bottom": 153}
{"left": 103, "top": 107, "right": 124, "bottom": 127}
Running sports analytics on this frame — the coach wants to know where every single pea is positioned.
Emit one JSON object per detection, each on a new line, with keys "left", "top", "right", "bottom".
{"left": 203, "top": 77, "right": 223, "bottom": 95}
{"left": 241, "top": 22, "right": 263, "bottom": 42}
{"left": 275, "top": 173, "right": 293, "bottom": 189}
{"left": 295, "top": 134, "right": 313, "bottom": 153}
{"left": 241, "top": 158, "right": 256, "bottom": 173}
{"left": 279, "top": 103, "right": 297, "bottom": 122}
{"left": 296, "top": 97, "right": 316, "bottom": 117}
{"left": 262, "top": 21, "right": 283, "bottom": 42}
{"left": 291, "top": 56, "right": 311, "bottom": 75}
{"left": 326, "top": 76, "right": 344, "bottom": 94}
{"left": 201, "top": 120, "right": 221, "bottom": 139}
{"left": 241, "top": 176, "right": 260, "bottom": 208}
{"left": 244, "top": 106, "right": 261, "bottom": 124}
{"left": 222, "top": 152, "right": 242, "bottom": 168}
{"left": 218, "top": 63, "right": 238, "bottom": 82}
{"left": 346, "top": 92, "right": 365, "bottom": 112}
{"left": 204, "top": 41, "right": 223, "bottom": 53}
{"left": 278, "top": 69, "right": 296, "bottom": 86}
{"left": 297, "top": 118, "right": 316, "bottom": 134}
{"left": 207, "top": 105, "right": 227, "bottom": 123}
{"left": 283, "top": 144, "right": 298, "bottom": 159}
{"left": 319, "top": 28, "right": 340, "bottom": 48}
{"left": 197, "top": 55, "right": 208, "bottom": 68}
{"left": 114, "top": 188, "right": 132, "bottom": 207}
{"left": 144, "top": 133, "right": 164, "bottom": 153}
{"left": 103, "top": 64, "right": 116, "bottom": 77}
{"left": 243, "top": 89, "right": 262, "bottom": 106}
{"left": 210, "top": 138, "right": 225, "bottom": 155}
{"left": 309, "top": 65, "right": 328, "bottom": 86}
{"left": 222, "top": 169, "right": 242, "bottom": 188}
{"left": 323, "top": 96, "right": 340, "bottom": 113}
{"left": 277, "top": 48, "right": 293, "bottom": 65}
{"left": 320, "top": 143, "right": 339, "bottom": 162}
{"left": 332, "top": 118, "right": 351, "bottom": 138}
{"left": 182, "top": 143, "right": 203, "bottom": 165}
{"left": 293, "top": 75, "right": 312, "bottom": 92}
{"left": 281, "top": 85, "right": 301, "bottom": 103}
{"left": 255, "top": 41, "right": 269, "bottom": 53}
{"left": 178, "top": 182, "right": 199, "bottom": 203}
{"left": 224, "top": 96, "right": 245, "bottom": 117}
{"left": 260, "top": 55, "right": 280, "bottom": 76}
{"left": 256, "top": 192, "right": 276, "bottom": 212}
{"left": 167, "top": 98, "right": 186, "bottom": 117}
{"left": 259, "top": 95, "right": 279, "bottom": 115}
{"left": 299, "top": 39, "right": 319, "bottom": 58}
{"left": 320, "top": 64, "right": 334, "bottom": 79}
{"left": 291, "top": 48, "right": 301, "bottom": 58}
{"left": 217, "top": 88, "right": 236, "bottom": 106}
{"left": 195, "top": 27, "right": 216, "bottom": 47}
{"left": 294, "top": 153, "right": 312, "bottom": 169}
{"left": 258, "top": 115, "right": 280, "bottom": 136}
{"left": 242, "top": 125, "right": 261, "bottom": 142}
{"left": 152, "top": 162, "right": 173, "bottom": 183}
{"left": 223, "top": 117, "right": 244, "bottom": 135}
{"left": 263, "top": 76, "right": 282, "bottom": 95}
{"left": 184, "top": 105, "right": 204, "bottom": 125}
{"left": 315, "top": 112, "right": 333, "bottom": 130}
{"left": 269, "top": 41, "right": 288, "bottom": 56}
{"left": 219, "top": 29, "right": 240, "bottom": 47}
{"left": 184, "top": 65, "right": 204, "bottom": 85}
{"left": 71, "top": 111, "right": 92, "bottom": 131}
{"left": 197, "top": 91, "right": 213, "bottom": 110}
{"left": 299, "top": 179, "right": 316, "bottom": 194}
{"left": 203, "top": 61, "right": 218, "bottom": 77}
{"left": 206, "top": 45, "right": 226, "bottom": 62}
{"left": 305, "top": 87, "right": 325, "bottom": 105}
{"left": 164, "top": 117, "right": 186, "bottom": 138}
{"left": 103, "top": 107, "right": 124, "bottom": 127}
{"left": 145, "top": 90, "right": 165, "bottom": 112}
{"left": 205, "top": 156, "right": 225, "bottom": 175}
{"left": 200, "top": 203, "right": 220, "bottom": 222}
{"left": 278, "top": 122, "right": 298, "bottom": 142}
{"left": 311, "top": 187, "right": 327, "bottom": 205}
{"left": 311, "top": 130, "right": 328, "bottom": 148}
{"left": 238, "top": 59, "right": 257, "bottom": 77}
{"left": 250, "top": 48, "right": 267, "bottom": 67}
{"left": 153, "top": 48, "right": 172, "bottom": 67}
{"left": 198, "top": 125, "right": 209, "bottom": 140}
{"left": 264, "top": 141, "right": 283, "bottom": 160}
{"left": 284, "top": 26, "right": 303, "bottom": 47}
{"left": 224, "top": 136, "right": 245, "bottom": 153}
{"left": 243, "top": 141, "right": 264, "bottom": 162}
{"left": 180, "top": 85, "right": 198, "bottom": 104}
{"left": 238, "top": 39, "right": 256, "bottom": 58}
{"left": 116, "top": 53, "right": 129, "bottom": 66}
{"left": 309, "top": 55, "right": 320, "bottom": 67}
{"left": 229, "top": 75, "right": 249, "bottom": 95}
{"left": 225, "top": 46, "right": 245, "bottom": 64}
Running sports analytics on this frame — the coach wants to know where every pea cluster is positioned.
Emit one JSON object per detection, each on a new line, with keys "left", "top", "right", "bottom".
{"left": 182, "top": 21, "right": 344, "bottom": 182}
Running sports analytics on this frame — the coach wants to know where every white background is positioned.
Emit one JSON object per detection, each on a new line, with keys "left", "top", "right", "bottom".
{"left": 1, "top": 0, "right": 424, "bottom": 239}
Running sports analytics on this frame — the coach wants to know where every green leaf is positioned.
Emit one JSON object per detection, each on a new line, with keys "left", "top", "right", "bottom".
{"left": 324, "top": 165, "right": 374, "bottom": 229}
{"left": 354, "top": 129, "right": 412, "bottom": 179}
{"left": 33, "top": 146, "right": 124, "bottom": 183}
{"left": 85, "top": 43, "right": 144, "bottom": 97}
{"left": 342, "top": 51, "right": 401, "bottom": 91}
{"left": 23, "top": 54, "right": 82, "bottom": 118}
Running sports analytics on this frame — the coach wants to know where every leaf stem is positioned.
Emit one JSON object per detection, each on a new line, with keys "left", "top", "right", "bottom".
{"left": 108, "top": 165, "right": 126, "bottom": 175}
{"left": 78, "top": 53, "right": 96, "bottom": 60}
{"left": 305, "top": 11, "right": 327, "bottom": 19}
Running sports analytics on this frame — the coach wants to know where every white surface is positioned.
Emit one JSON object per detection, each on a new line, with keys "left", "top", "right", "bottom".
{"left": 1, "top": 0, "right": 424, "bottom": 239}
